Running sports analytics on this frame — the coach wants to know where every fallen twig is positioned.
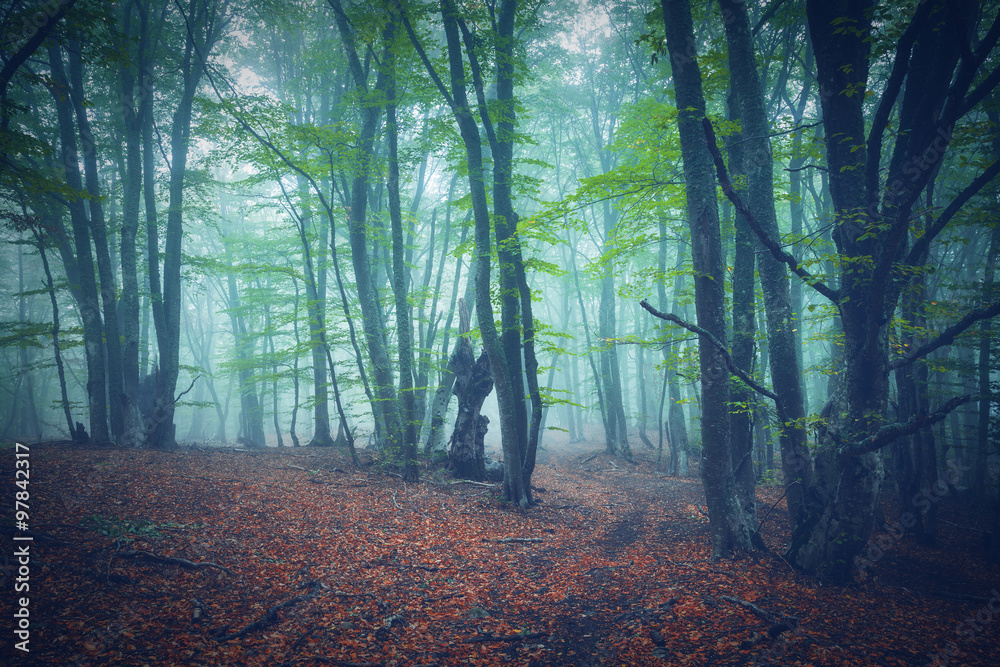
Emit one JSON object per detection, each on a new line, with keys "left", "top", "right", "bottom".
{"left": 216, "top": 580, "right": 324, "bottom": 641}
{"left": 118, "top": 549, "right": 234, "bottom": 574}
{"left": 483, "top": 537, "right": 543, "bottom": 544}
{"left": 721, "top": 595, "right": 798, "bottom": 639}
{"left": 464, "top": 631, "right": 548, "bottom": 644}
{"left": 721, "top": 595, "right": 777, "bottom": 624}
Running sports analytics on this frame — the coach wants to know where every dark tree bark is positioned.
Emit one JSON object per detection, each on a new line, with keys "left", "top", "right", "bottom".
{"left": 47, "top": 44, "right": 108, "bottom": 443}
{"left": 720, "top": 0, "right": 811, "bottom": 530}
{"left": 329, "top": 0, "right": 408, "bottom": 473}
{"left": 785, "top": 0, "right": 998, "bottom": 583}
{"left": 662, "top": 0, "right": 754, "bottom": 558}
{"left": 385, "top": 8, "right": 419, "bottom": 481}
{"left": 67, "top": 40, "right": 125, "bottom": 441}
{"left": 117, "top": 0, "right": 156, "bottom": 449}
{"left": 725, "top": 83, "right": 760, "bottom": 540}
{"left": 448, "top": 299, "right": 492, "bottom": 481}
{"left": 148, "top": 0, "right": 229, "bottom": 450}
{"left": 400, "top": 0, "right": 529, "bottom": 504}
{"left": 34, "top": 228, "right": 74, "bottom": 437}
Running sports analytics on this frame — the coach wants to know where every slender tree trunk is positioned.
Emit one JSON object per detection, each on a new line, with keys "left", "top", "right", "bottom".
{"left": 330, "top": 0, "right": 406, "bottom": 468}
{"left": 385, "top": 10, "right": 419, "bottom": 480}
{"left": 68, "top": 40, "right": 125, "bottom": 441}
{"left": 976, "top": 207, "right": 1000, "bottom": 499}
{"left": 36, "top": 232, "right": 75, "bottom": 437}
{"left": 720, "top": 0, "right": 812, "bottom": 529}
{"left": 47, "top": 45, "right": 108, "bottom": 443}
{"left": 149, "top": 0, "right": 227, "bottom": 449}
{"left": 725, "top": 86, "right": 760, "bottom": 540}
{"left": 662, "top": 0, "right": 753, "bottom": 557}
{"left": 117, "top": 0, "right": 150, "bottom": 448}
{"left": 305, "top": 213, "right": 334, "bottom": 447}
{"left": 225, "top": 270, "right": 265, "bottom": 448}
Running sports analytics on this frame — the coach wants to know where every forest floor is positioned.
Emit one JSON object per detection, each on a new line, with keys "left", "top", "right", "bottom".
{"left": 2, "top": 438, "right": 999, "bottom": 666}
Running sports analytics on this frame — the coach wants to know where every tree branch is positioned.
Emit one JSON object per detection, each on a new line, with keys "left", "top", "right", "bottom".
{"left": 701, "top": 119, "right": 840, "bottom": 303}
{"left": 456, "top": 16, "right": 498, "bottom": 152}
{"left": 838, "top": 395, "right": 970, "bottom": 462}
{"left": 890, "top": 297, "right": 1000, "bottom": 370}
{"left": 392, "top": 0, "right": 457, "bottom": 111}
{"left": 0, "top": 0, "right": 79, "bottom": 102}
{"left": 906, "top": 159, "right": 1000, "bottom": 266}
{"left": 639, "top": 300, "right": 783, "bottom": 416}
{"left": 864, "top": 0, "right": 932, "bottom": 206}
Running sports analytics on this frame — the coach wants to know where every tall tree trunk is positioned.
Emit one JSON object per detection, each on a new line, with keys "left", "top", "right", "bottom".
{"left": 47, "top": 45, "right": 108, "bottom": 443}
{"left": 385, "top": 9, "right": 419, "bottom": 481}
{"left": 35, "top": 230, "right": 75, "bottom": 437}
{"left": 720, "top": 0, "right": 812, "bottom": 530}
{"left": 149, "top": 0, "right": 227, "bottom": 450}
{"left": 67, "top": 40, "right": 125, "bottom": 441}
{"left": 330, "top": 0, "right": 405, "bottom": 468}
{"left": 305, "top": 212, "right": 334, "bottom": 447}
{"left": 725, "top": 84, "right": 760, "bottom": 540}
{"left": 976, "top": 204, "right": 1000, "bottom": 499}
{"left": 117, "top": 0, "right": 151, "bottom": 448}
{"left": 662, "top": 0, "right": 753, "bottom": 557}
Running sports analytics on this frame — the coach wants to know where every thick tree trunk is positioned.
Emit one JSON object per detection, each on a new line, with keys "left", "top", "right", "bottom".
{"left": 662, "top": 0, "right": 753, "bottom": 557}
{"left": 430, "top": 0, "right": 528, "bottom": 506}
{"left": 787, "top": 0, "right": 980, "bottom": 584}
{"left": 448, "top": 300, "right": 492, "bottom": 481}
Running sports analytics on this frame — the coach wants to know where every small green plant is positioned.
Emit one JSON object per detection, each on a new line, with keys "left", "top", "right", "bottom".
{"left": 83, "top": 515, "right": 165, "bottom": 542}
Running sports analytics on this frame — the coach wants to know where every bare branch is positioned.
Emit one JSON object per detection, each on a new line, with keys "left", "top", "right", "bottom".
{"left": 838, "top": 395, "right": 970, "bottom": 462}
{"left": 865, "top": 0, "right": 932, "bottom": 206}
{"left": 639, "top": 300, "right": 782, "bottom": 412}
{"left": 890, "top": 297, "right": 1000, "bottom": 370}
{"left": 906, "top": 159, "right": 1000, "bottom": 266}
{"left": 701, "top": 119, "right": 840, "bottom": 304}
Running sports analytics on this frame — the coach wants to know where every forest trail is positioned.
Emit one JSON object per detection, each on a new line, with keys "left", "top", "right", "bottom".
{"left": 3, "top": 442, "right": 999, "bottom": 666}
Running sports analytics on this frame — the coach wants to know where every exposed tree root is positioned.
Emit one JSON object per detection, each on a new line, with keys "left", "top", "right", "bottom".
{"left": 216, "top": 580, "right": 324, "bottom": 641}
{"left": 118, "top": 549, "right": 234, "bottom": 574}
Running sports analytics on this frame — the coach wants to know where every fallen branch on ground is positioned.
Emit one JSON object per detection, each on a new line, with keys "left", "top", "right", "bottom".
{"left": 216, "top": 580, "right": 324, "bottom": 641}
{"left": 721, "top": 595, "right": 798, "bottom": 639}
